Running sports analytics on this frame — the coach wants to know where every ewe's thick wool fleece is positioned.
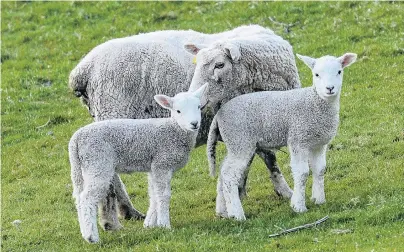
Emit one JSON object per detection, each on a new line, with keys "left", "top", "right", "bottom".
{"left": 69, "top": 25, "right": 300, "bottom": 146}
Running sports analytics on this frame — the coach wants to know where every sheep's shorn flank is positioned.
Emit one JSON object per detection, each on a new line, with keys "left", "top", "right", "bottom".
{"left": 69, "top": 85, "right": 207, "bottom": 243}
{"left": 207, "top": 53, "right": 357, "bottom": 220}
{"left": 69, "top": 25, "right": 300, "bottom": 224}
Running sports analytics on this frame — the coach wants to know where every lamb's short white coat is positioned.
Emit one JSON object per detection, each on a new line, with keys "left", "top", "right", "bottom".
{"left": 207, "top": 53, "right": 357, "bottom": 220}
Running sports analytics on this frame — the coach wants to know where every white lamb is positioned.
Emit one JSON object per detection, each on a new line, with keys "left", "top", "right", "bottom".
{"left": 207, "top": 53, "right": 357, "bottom": 220}
{"left": 69, "top": 84, "right": 207, "bottom": 243}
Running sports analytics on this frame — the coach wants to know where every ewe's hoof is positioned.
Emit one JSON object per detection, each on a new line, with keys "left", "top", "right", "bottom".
{"left": 275, "top": 188, "right": 293, "bottom": 199}
{"left": 119, "top": 205, "right": 146, "bottom": 220}
{"left": 102, "top": 222, "right": 123, "bottom": 231}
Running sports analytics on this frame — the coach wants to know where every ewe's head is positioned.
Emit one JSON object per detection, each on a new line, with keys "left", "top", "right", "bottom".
{"left": 184, "top": 41, "right": 241, "bottom": 104}
{"left": 297, "top": 53, "right": 357, "bottom": 100}
{"left": 154, "top": 83, "right": 208, "bottom": 132}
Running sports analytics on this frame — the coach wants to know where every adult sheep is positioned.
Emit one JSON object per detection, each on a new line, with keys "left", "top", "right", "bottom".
{"left": 69, "top": 25, "right": 300, "bottom": 228}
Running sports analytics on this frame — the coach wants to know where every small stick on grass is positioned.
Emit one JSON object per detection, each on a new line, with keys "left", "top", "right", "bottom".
{"left": 36, "top": 118, "right": 51, "bottom": 129}
{"left": 269, "top": 215, "right": 329, "bottom": 238}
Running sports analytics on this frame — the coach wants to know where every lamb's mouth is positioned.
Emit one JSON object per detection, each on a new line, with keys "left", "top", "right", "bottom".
{"left": 191, "top": 127, "right": 199, "bottom": 131}
{"left": 326, "top": 91, "right": 335, "bottom": 95}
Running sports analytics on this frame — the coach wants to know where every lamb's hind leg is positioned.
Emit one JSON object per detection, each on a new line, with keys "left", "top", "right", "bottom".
{"left": 256, "top": 149, "right": 293, "bottom": 199}
{"left": 220, "top": 152, "right": 254, "bottom": 221}
{"left": 80, "top": 173, "right": 113, "bottom": 243}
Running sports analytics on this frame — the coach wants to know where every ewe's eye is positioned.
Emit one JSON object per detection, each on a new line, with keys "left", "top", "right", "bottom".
{"left": 315, "top": 73, "right": 320, "bottom": 77}
{"left": 177, "top": 110, "right": 181, "bottom": 114}
{"left": 215, "top": 62, "right": 225, "bottom": 69}
{"left": 338, "top": 70, "right": 342, "bottom": 75}
{"left": 198, "top": 105, "right": 201, "bottom": 109}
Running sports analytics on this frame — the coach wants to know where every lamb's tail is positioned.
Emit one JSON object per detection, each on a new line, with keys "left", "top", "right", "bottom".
{"left": 207, "top": 115, "right": 220, "bottom": 177}
{"left": 68, "top": 133, "right": 84, "bottom": 203}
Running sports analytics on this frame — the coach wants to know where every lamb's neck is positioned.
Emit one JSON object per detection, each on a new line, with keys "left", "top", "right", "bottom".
{"left": 170, "top": 119, "right": 198, "bottom": 148}
{"left": 311, "top": 87, "right": 341, "bottom": 115}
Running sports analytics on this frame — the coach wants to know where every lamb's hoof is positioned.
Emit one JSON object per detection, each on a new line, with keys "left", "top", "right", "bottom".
{"left": 84, "top": 234, "right": 99, "bottom": 244}
{"left": 311, "top": 197, "right": 326, "bottom": 205}
{"left": 291, "top": 204, "right": 308, "bottom": 213}
{"left": 215, "top": 212, "right": 228, "bottom": 219}
{"left": 230, "top": 214, "right": 246, "bottom": 221}
{"left": 119, "top": 205, "right": 146, "bottom": 220}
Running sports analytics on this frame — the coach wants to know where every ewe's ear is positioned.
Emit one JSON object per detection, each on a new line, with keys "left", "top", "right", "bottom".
{"left": 193, "top": 83, "right": 208, "bottom": 99}
{"left": 338, "top": 53, "right": 357, "bottom": 68}
{"left": 296, "top": 54, "right": 316, "bottom": 70}
{"left": 184, "top": 43, "right": 207, "bottom": 55}
{"left": 224, "top": 42, "right": 241, "bottom": 62}
{"left": 154, "top": 95, "right": 173, "bottom": 110}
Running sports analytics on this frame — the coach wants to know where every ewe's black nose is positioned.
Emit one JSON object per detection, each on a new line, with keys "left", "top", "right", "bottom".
{"left": 326, "top": 86, "right": 335, "bottom": 91}
{"left": 190, "top": 121, "right": 198, "bottom": 128}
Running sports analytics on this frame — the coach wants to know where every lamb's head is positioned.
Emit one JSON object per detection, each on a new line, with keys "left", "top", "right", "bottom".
{"left": 154, "top": 83, "right": 208, "bottom": 132}
{"left": 297, "top": 53, "right": 357, "bottom": 101}
{"left": 184, "top": 41, "right": 242, "bottom": 104}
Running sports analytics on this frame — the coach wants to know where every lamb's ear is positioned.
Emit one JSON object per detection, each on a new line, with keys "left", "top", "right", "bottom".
{"left": 296, "top": 54, "right": 316, "bottom": 69}
{"left": 154, "top": 95, "right": 173, "bottom": 110}
{"left": 338, "top": 53, "right": 357, "bottom": 68}
{"left": 184, "top": 43, "right": 207, "bottom": 55}
{"left": 193, "top": 83, "right": 208, "bottom": 99}
{"left": 224, "top": 42, "right": 241, "bottom": 62}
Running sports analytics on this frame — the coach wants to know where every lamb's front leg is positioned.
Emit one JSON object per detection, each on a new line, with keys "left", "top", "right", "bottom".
{"left": 289, "top": 147, "right": 310, "bottom": 213}
{"left": 144, "top": 173, "right": 158, "bottom": 228}
{"left": 309, "top": 145, "right": 327, "bottom": 205}
{"left": 151, "top": 169, "right": 173, "bottom": 228}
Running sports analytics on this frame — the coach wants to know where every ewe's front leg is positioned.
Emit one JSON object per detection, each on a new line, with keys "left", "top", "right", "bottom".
{"left": 98, "top": 184, "right": 123, "bottom": 231}
{"left": 289, "top": 147, "right": 310, "bottom": 213}
{"left": 113, "top": 174, "right": 145, "bottom": 220}
{"left": 309, "top": 146, "right": 327, "bottom": 205}
{"left": 151, "top": 169, "right": 173, "bottom": 228}
{"left": 144, "top": 173, "right": 158, "bottom": 228}
{"left": 256, "top": 149, "right": 293, "bottom": 198}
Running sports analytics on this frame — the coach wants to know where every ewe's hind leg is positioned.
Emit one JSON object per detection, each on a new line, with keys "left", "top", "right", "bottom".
{"left": 221, "top": 153, "right": 254, "bottom": 221}
{"left": 98, "top": 184, "right": 122, "bottom": 231}
{"left": 144, "top": 173, "right": 158, "bottom": 228}
{"left": 309, "top": 145, "right": 327, "bottom": 205}
{"left": 256, "top": 149, "right": 293, "bottom": 198}
{"left": 289, "top": 147, "right": 309, "bottom": 213}
{"left": 113, "top": 174, "right": 145, "bottom": 220}
{"left": 79, "top": 173, "right": 113, "bottom": 243}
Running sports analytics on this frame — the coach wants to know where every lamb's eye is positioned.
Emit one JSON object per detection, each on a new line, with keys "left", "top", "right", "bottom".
{"left": 315, "top": 73, "right": 320, "bottom": 77}
{"left": 177, "top": 110, "right": 181, "bottom": 114}
{"left": 338, "top": 70, "right": 342, "bottom": 75}
{"left": 198, "top": 105, "right": 201, "bottom": 109}
{"left": 215, "top": 62, "right": 225, "bottom": 69}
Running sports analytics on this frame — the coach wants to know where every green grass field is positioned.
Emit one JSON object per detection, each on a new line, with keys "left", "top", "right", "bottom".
{"left": 1, "top": 1, "right": 403, "bottom": 251}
